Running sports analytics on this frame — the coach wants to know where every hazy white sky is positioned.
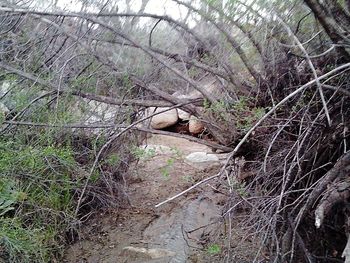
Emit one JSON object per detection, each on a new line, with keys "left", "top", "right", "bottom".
{"left": 53, "top": 0, "right": 188, "bottom": 18}
{"left": 44, "top": 0, "right": 198, "bottom": 27}
{"left": 36, "top": 0, "right": 257, "bottom": 28}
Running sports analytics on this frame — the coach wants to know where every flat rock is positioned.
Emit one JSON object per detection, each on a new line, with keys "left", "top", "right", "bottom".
{"left": 185, "top": 152, "right": 220, "bottom": 169}
{"left": 121, "top": 246, "right": 176, "bottom": 260}
{"left": 185, "top": 152, "right": 219, "bottom": 163}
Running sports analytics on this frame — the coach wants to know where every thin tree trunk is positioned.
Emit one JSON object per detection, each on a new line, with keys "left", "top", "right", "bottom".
{"left": 304, "top": 0, "right": 350, "bottom": 61}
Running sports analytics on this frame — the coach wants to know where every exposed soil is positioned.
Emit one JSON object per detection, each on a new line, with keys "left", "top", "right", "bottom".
{"left": 64, "top": 135, "right": 259, "bottom": 263}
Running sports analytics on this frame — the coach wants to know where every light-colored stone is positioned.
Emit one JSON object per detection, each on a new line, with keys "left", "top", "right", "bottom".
{"left": 121, "top": 246, "right": 176, "bottom": 259}
{"left": 0, "top": 81, "right": 11, "bottom": 97}
{"left": 189, "top": 116, "right": 204, "bottom": 134}
{"left": 185, "top": 152, "right": 220, "bottom": 170}
{"left": 149, "top": 107, "right": 178, "bottom": 129}
{"left": 185, "top": 152, "right": 219, "bottom": 163}
{"left": 84, "top": 100, "right": 118, "bottom": 123}
{"left": 0, "top": 102, "right": 9, "bottom": 117}
{"left": 178, "top": 109, "right": 190, "bottom": 120}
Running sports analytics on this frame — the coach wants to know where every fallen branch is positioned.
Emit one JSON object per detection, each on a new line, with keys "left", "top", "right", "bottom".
{"left": 135, "top": 127, "right": 233, "bottom": 152}
{"left": 3, "top": 120, "right": 232, "bottom": 152}
{"left": 155, "top": 172, "right": 220, "bottom": 208}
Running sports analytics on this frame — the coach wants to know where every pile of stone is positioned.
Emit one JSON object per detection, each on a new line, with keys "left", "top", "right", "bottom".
{"left": 148, "top": 106, "right": 205, "bottom": 135}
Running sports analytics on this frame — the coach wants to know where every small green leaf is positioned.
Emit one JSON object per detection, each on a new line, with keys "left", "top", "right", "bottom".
{"left": 207, "top": 244, "right": 221, "bottom": 255}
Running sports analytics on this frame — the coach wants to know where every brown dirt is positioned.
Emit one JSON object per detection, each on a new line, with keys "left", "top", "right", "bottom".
{"left": 64, "top": 135, "right": 259, "bottom": 263}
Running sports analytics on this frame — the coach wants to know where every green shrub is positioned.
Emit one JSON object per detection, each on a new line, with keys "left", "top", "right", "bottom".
{"left": 0, "top": 218, "right": 49, "bottom": 263}
{"left": 0, "top": 137, "right": 80, "bottom": 262}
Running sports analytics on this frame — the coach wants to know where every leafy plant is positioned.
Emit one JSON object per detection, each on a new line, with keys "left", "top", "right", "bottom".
{"left": 232, "top": 97, "right": 266, "bottom": 132}
{"left": 105, "top": 153, "right": 121, "bottom": 166}
{"left": 170, "top": 146, "right": 182, "bottom": 158}
{"left": 0, "top": 137, "right": 80, "bottom": 262}
{"left": 131, "top": 146, "right": 156, "bottom": 160}
{"left": 162, "top": 158, "right": 175, "bottom": 178}
{"left": 0, "top": 180, "right": 24, "bottom": 216}
{"left": 204, "top": 99, "right": 230, "bottom": 121}
{"left": 207, "top": 243, "right": 221, "bottom": 255}
{"left": 0, "top": 218, "right": 49, "bottom": 263}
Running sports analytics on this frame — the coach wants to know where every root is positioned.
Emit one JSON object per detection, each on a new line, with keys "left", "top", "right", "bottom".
{"left": 312, "top": 152, "right": 350, "bottom": 262}
{"left": 298, "top": 152, "right": 350, "bottom": 225}
{"left": 315, "top": 179, "right": 350, "bottom": 228}
{"left": 343, "top": 233, "right": 350, "bottom": 263}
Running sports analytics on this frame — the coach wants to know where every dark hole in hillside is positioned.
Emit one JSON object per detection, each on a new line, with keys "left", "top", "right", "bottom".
{"left": 162, "top": 120, "right": 215, "bottom": 141}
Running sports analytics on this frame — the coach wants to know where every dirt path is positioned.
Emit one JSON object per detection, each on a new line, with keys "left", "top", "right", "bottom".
{"left": 64, "top": 135, "right": 254, "bottom": 263}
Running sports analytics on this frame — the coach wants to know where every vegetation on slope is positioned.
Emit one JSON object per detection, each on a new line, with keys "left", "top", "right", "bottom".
{"left": 0, "top": 0, "right": 349, "bottom": 262}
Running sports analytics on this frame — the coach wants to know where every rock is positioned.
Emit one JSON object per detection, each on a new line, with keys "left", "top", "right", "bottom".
{"left": 149, "top": 107, "right": 178, "bottom": 129}
{"left": 84, "top": 100, "right": 118, "bottom": 123}
{"left": 0, "top": 102, "right": 9, "bottom": 117}
{"left": 185, "top": 152, "right": 219, "bottom": 163}
{"left": 178, "top": 109, "right": 190, "bottom": 120}
{"left": 185, "top": 152, "right": 220, "bottom": 170}
{"left": 121, "top": 246, "right": 176, "bottom": 260}
{"left": 0, "top": 81, "right": 11, "bottom": 97}
{"left": 189, "top": 116, "right": 204, "bottom": 134}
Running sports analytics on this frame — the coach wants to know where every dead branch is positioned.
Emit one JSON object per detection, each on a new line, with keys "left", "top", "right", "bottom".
{"left": 155, "top": 172, "right": 220, "bottom": 208}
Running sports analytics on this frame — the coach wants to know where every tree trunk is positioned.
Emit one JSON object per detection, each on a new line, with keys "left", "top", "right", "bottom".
{"left": 304, "top": 0, "right": 350, "bottom": 61}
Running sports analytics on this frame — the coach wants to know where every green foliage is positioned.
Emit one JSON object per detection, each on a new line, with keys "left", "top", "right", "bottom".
{"left": 204, "top": 99, "right": 230, "bottom": 121}
{"left": 131, "top": 146, "right": 156, "bottom": 160}
{"left": 71, "top": 75, "right": 97, "bottom": 93}
{"left": 188, "top": 66, "right": 201, "bottom": 78}
{"left": 170, "top": 146, "right": 182, "bottom": 158}
{"left": 232, "top": 97, "right": 266, "bottom": 132}
{"left": 233, "top": 180, "right": 247, "bottom": 197}
{"left": 160, "top": 158, "right": 175, "bottom": 178}
{"left": 0, "top": 113, "right": 4, "bottom": 125}
{"left": 182, "top": 175, "right": 195, "bottom": 183}
{"left": 207, "top": 243, "right": 221, "bottom": 255}
{"left": 105, "top": 153, "right": 121, "bottom": 166}
{"left": 0, "top": 137, "right": 80, "bottom": 262}
{"left": 160, "top": 148, "right": 183, "bottom": 179}
{"left": 0, "top": 180, "right": 25, "bottom": 216}
{"left": 122, "top": 74, "right": 132, "bottom": 90}
{"left": 0, "top": 218, "right": 49, "bottom": 263}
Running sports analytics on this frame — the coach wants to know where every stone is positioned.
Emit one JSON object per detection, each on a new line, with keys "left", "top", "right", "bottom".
{"left": 0, "top": 102, "right": 9, "bottom": 117}
{"left": 185, "top": 152, "right": 220, "bottom": 170}
{"left": 85, "top": 100, "right": 118, "bottom": 123}
{"left": 178, "top": 109, "right": 190, "bottom": 120}
{"left": 0, "top": 81, "right": 11, "bottom": 97}
{"left": 121, "top": 246, "right": 176, "bottom": 260}
{"left": 149, "top": 107, "right": 178, "bottom": 129}
{"left": 185, "top": 152, "right": 219, "bottom": 163}
{"left": 189, "top": 116, "right": 204, "bottom": 134}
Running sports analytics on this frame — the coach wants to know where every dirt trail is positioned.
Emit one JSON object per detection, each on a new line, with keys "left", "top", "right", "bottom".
{"left": 64, "top": 135, "right": 252, "bottom": 263}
